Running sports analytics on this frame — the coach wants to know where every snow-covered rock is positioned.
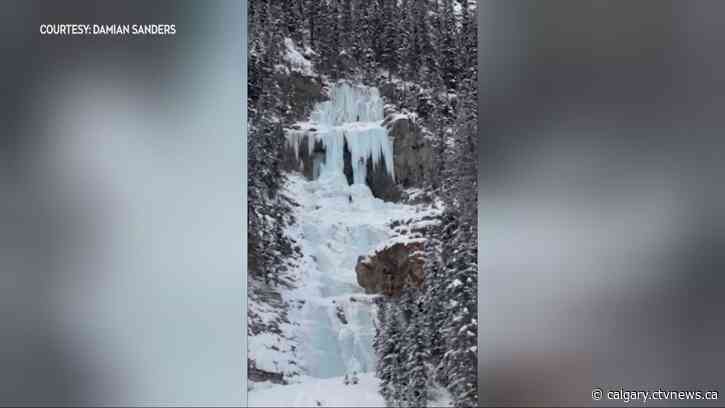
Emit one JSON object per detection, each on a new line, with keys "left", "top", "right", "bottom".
{"left": 283, "top": 37, "right": 315, "bottom": 77}
{"left": 355, "top": 211, "right": 440, "bottom": 296}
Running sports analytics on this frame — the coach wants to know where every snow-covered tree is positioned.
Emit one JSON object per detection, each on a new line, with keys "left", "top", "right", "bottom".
{"left": 375, "top": 300, "right": 404, "bottom": 406}
{"left": 438, "top": 0, "right": 460, "bottom": 90}
{"left": 400, "top": 289, "right": 431, "bottom": 407}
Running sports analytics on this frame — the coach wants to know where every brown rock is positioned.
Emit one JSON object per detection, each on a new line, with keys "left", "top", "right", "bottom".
{"left": 355, "top": 241, "right": 425, "bottom": 296}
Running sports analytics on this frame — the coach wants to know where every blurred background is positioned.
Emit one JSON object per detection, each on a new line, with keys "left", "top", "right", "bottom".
{"left": 0, "top": 1, "right": 244, "bottom": 405}
{"left": 478, "top": 1, "right": 725, "bottom": 406}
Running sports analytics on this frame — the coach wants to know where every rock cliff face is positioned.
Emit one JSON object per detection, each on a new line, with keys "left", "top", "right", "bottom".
{"left": 249, "top": 362, "right": 286, "bottom": 385}
{"left": 355, "top": 241, "right": 425, "bottom": 297}
{"left": 279, "top": 73, "right": 327, "bottom": 177}
{"left": 363, "top": 151, "right": 399, "bottom": 202}
{"left": 282, "top": 131, "right": 324, "bottom": 180}
{"left": 277, "top": 72, "right": 327, "bottom": 121}
{"left": 382, "top": 114, "right": 433, "bottom": 190}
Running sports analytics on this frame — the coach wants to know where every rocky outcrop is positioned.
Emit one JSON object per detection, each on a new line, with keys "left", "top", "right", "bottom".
{"left": 355, "top": 212, "right": 440, "bottom": 296}
{"left": 382, "top": 114, "right": 433, "bottom": 190}
{"left": 275, "top": 72, "right": 327, "bottom": 122}
{"left": 282, "top": 131, "right": 324, "bottom": 179}
{"left": 248, "top": 360, "right": 286, "bottom": 385}
{"left": 334, "top": 302, "right": 348, "bottom": 325}
{"left": 279, "top": 72, "right": 327, "bottom": 175}
{"left": 355, "top": 241, "right": 425, "bottom": 297}
{"left": 364, "top": 152, "right": 400, "bottom": 202}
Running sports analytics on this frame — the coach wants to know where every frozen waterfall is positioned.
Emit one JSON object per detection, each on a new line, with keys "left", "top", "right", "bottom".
{"left": 286, "top": 82, "right": 395, "bottom": 185}
{"left": 276, "top": 84, "right": 410, "bottom": 380}
{"left": 250, "top": 83, "right": 418, "bottom": 407}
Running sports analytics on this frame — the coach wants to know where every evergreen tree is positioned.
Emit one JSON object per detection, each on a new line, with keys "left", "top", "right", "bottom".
{"left": 438, "top": 0, "right": 459, "bottom": 90}
{"left": 378, "top": 0, "right": 401, "bottom": 78}
{"left": 401, "top": 289, "right": 431, "bottom": 407}
{"left": 419, "top": 0, "right": 440, "bottom": 84}
{"left": 436, "top": 63, "right": 479, "bottom": 407}
{"left": 375, "top": 300, "right": 403, "bottom": 406}
{"left": 305, "top": 0, "right": 321, "bottom": 47}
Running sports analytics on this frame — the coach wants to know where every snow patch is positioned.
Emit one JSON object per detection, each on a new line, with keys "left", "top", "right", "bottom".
{"left": 249, "top": 372, "right": 384, "bottom": 407}
{"left": 284, "top": 37, "right": 315, "bottom": 76}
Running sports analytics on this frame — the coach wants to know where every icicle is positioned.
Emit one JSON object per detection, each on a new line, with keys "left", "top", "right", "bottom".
{"left": 316, "top": 128, "right": 346, "bottom": 179}
{"left": 344, "top": 124, "right": 395, "bottom": 184}
{"left": 285, "top": 129, "right": 306, "bottom": 159}
{"left": 285, "top": 82, "right": 395, "bottom": 184}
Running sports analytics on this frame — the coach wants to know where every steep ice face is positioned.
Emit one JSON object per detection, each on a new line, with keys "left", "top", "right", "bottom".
{"left": 281, "top": 174, "right": 416, "bottom": 381}
{"left": 286, "top": 82, "right": 395, "bottom": 185}
{"left": 311, "top": 82, "right": 384, "bottom": 125}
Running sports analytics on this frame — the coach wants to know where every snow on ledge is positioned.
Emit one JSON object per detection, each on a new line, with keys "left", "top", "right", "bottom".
{"left": 283, "top": 37, "right": 315, "bottom": 76}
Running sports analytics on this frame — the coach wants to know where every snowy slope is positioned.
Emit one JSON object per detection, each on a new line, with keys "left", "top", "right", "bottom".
{"left": 249, "top": 372, "right": 452, "bottom": 407}
{"left": 249, "top": 372, "right": 384, "bottom": 407}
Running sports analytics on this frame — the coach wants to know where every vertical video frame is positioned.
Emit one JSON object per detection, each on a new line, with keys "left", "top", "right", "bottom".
{"left": 247, "top": 1, "right": 477, "bottom": 406}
